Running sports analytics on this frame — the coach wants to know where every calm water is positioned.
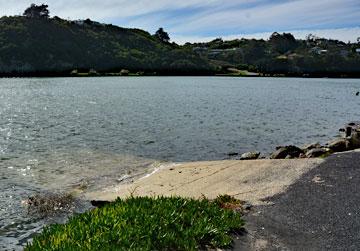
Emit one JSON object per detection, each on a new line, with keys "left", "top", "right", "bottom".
{"left": 1, "top": 76, "right": 360, "bottom": 249}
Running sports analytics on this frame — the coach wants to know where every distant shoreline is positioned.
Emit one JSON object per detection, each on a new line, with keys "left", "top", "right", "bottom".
{"left": 1, "top": 15, "right": 359, "bottom": 82}
{"left": 1, "top": 73, "right": 360, "bottom": 79}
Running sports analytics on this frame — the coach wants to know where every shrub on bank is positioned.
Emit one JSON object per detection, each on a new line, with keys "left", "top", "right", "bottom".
{"left": 25, "top": 196, "right": 244, "bottom": 251}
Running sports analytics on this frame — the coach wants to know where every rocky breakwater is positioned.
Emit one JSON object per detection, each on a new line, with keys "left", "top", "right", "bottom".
{"left": 234, "top": 122, "right": 360, "bottom": 160}
{"left": 272, "top": 122, "right": 360, "bottom": 159}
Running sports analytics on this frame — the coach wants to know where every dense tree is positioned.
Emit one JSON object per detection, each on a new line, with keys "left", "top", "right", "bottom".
{"left": 0, "top": 16, "right": 213, "bottom": 76}
{"left": 306, "top": 33, "right": 318, "bottom": 42}
{"left": 23, "top": 4, "right": 50, "bottom": 19}
{"left": 84, "top": 18, "right": 93, "bottom": 25}
{"left": 154, "top": 28, "right": 170, "bottom": 43}
{"left": 269, "top": 32, "right": 298, "bottom": 54}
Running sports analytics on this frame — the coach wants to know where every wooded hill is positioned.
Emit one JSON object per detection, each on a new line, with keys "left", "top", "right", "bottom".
{"left": 0, "top": 4, "right": 359, "bottom": 77}
{"left": 0, "top": 15, "right": 214, "bottom": 76}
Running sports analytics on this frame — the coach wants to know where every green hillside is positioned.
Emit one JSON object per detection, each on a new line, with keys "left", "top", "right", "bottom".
{"left": 0, "top": 4, "right": 359, "bottom": 77}
{"left": 186, "top": 33, "right": 360, "bottom": 77}
{"left": 0, "top": 15, "right": 214, "bottom": 76}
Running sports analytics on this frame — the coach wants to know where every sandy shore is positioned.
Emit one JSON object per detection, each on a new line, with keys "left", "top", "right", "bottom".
{"left": 86, "top": 158, "right": 323, "bottom": 205}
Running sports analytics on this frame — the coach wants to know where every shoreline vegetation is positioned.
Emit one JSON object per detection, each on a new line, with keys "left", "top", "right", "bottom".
{"left": 1, "top": 72, "right": 360, "bottom": 78}
{"left": 0, "top": 63, "right": 357, "bottom": 78}
{"left": 25, "top": 196, "right": 245, "bottom": 250}
{"left": 0, "top": 4, "right": 359, "bottom": 78}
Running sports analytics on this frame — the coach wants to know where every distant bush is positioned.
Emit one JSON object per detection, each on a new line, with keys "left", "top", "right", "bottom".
{"left": 25, "top": 196, "right": 244, "bottom": 250}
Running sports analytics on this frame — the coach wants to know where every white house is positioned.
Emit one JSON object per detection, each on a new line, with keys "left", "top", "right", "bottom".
{"left": 310, "top": 47, "right": 328, "bottom": 55}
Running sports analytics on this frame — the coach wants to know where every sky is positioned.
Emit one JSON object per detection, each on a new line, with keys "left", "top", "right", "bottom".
{"left": 1, "top": 0, "right": 359, "bottom": 44}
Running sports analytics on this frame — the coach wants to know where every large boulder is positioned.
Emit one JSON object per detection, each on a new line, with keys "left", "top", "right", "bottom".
{"left": 339, "top": 122, "right": 360, "bottom": 149}
{"left": 327, "top": 138, "right": 350, "bottom": 152}
{"left": 240, "top": 152, "right": 260, "bottom": 160}
{"left": 270, "top": 145, "right": 304, "bottom": 159}
{"left": 348, "top": 129, "right": 360, "bottom": 149}
{"left": 305, "top": 148, "right": 331, "bottom": 158}
{"left": 301, "top": 142, "right": 321, "bottom": 152}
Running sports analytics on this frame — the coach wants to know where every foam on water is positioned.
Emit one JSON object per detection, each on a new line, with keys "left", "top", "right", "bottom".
{"left": 140, "top": 162, "right": 180, "bottom": 180}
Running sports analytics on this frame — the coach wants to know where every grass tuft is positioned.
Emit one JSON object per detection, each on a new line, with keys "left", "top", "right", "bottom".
{"left": 25, "top": 196, "right": 244, "bottom": 251}
{"left": 213, "top": 194, "right": 244, "bottom": 209}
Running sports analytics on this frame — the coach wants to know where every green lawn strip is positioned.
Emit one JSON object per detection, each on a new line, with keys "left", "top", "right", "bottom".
{"left": 25, "top": 196, "right": 244, "bottom": 251}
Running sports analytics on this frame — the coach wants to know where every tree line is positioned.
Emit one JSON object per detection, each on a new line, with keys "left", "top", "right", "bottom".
{"left": 0, "top": 3, "right": 358, "bottom": 77}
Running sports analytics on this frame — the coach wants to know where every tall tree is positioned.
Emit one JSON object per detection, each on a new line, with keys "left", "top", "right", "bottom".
{"left": 23, "top": 4, "right": 50, "bottom": 19}
{"left": 269, "top": 32, "right": 297, "bottom": 54}
{"left": 154, "top": 28, "right": 170, "bottom": 43}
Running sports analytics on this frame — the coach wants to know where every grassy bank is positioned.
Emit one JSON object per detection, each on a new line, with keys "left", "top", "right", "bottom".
{"left": 26, "top": 196, "right": 244, "bottom": 250}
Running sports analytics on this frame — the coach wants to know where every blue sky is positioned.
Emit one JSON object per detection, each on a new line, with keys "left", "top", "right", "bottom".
{"left": 1, "top": 0, "right": 359, "bottom": 43}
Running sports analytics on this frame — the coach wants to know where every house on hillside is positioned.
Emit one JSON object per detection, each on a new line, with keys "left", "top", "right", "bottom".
{"left": 73, "top": 20, "right": 84, "bottom": 26}
{"left": 310, "top": 47, "right": 328, "bottom": 55}
{"left": 208, "top": 48, "right": 242, "bottom": 56}
{"left": 356, "top": 48, "right": 360, "bottom": 54}
{"left": 192, "top": 47, "right": 208, "bottom": 53}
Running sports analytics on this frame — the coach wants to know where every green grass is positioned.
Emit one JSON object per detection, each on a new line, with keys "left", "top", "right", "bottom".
{"left": 25, "top": 196, "right": 244, "bottom": 251}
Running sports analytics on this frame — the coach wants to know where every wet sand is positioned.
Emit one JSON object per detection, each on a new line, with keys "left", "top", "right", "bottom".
{"left": 87, "top": 158, "right": 323, "bottom": 205}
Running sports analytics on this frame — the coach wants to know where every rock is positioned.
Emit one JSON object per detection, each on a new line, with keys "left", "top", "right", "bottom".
{"left": 270, "top": 145, "right": 304, "bottom": 159}
{"left": 243, "top": 202, "right": 253, "bottom": 211}
{"left": 240, "top": 151, "right": 260, "bottom": 160}
{"left": 348, "top": 129, "right": 360, "bottom": 149}
{"left": 301, "top": 142, "right": 321, "bottom": 152}
{"left": 339, "top": 122, "right": 360, "bottom": 149}
{"left": 346, "top": 126, "right": 353, "bottom": 137}
{"left": 228, "top": 152, "right": 239, "bottom": 157}
{"left": 299, "top": 153, "right": 306, "bottom": 158}
{"left": 305, "top": 148, "right": 330, "bottom": 158}
{"left": 270, "top": 148, "right": 288, "bottom": 159}
{"left": 327, "top": 138, "right": 350, "bottom": 152}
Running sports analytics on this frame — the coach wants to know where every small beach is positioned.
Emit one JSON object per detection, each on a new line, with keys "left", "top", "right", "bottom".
{"left": 87, "top": 158, "right": 323, "bottom": 205}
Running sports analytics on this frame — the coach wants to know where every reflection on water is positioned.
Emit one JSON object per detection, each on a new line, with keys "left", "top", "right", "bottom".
{"left": 1, "top": 76, "right": 360, "bottom": 249}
